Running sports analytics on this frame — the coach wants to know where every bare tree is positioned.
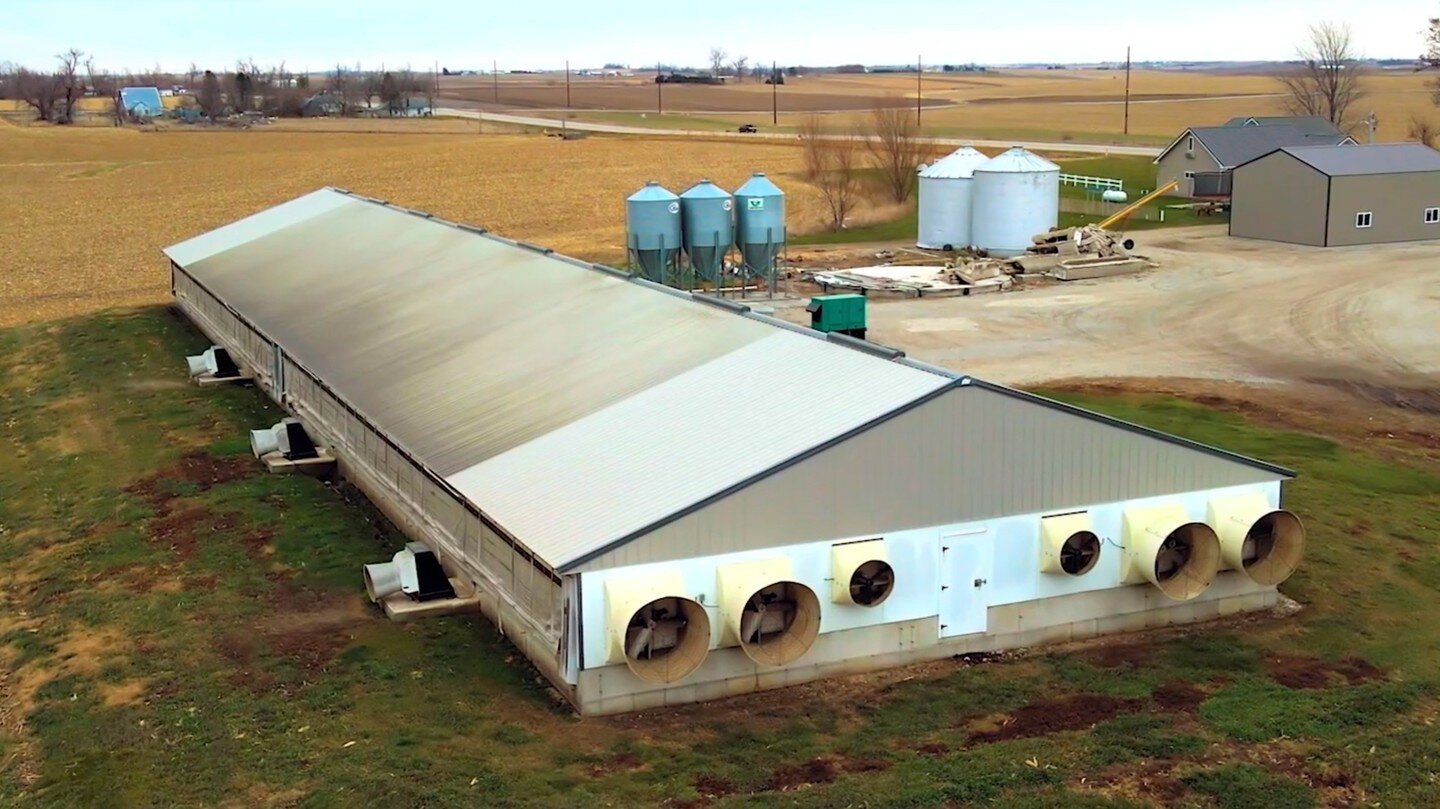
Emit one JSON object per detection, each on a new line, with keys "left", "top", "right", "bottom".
{"left": 56, "top": 48, "right": 85, "bottom": 123}
{"left": 814, "top": 131, "right": 863, "bottom": 230}
{"left": 866, "top": 104, "right": 925, "bottom": 203}
{"left": 0, "top": 62, "right": 15, "bottom": 100}
{"left": 709, "top": 47, "right": 727, "bottom": 77}
{"left": 85, "top": 56, "right": 120, "bottom": 125}
{"left": 362, "top": 70, "right": 384, "bottom": 110}
{"left": 1277, "top": 22, "right": 1367, "bottom": 131}
{"left": 1425, "top": 13, "right": 1440, "bottom": 105}
{"left": 198, "top": 69, "right": 223, "bottom": 119}
{"left": 380, "top": 71, "right": 400, "bottom": 113}
{"left": 326, "top": 64, "right": 361, "bottom": 115}
{"left": 15, "top": 67, "right": 63, "bottom": 121}
{"left": 186, "top": 62, "right": 200, "bottom": 88}
{"left": 731, "top": 55, "right": 749, "bottom": 83}
{"left": 1408, "top": 113, "right": 1439, "bottom": 147}
{"left": 797, "top": 114, "right": 827, "bottom": 181}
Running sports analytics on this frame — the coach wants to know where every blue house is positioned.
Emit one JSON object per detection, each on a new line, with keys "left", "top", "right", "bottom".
{"left": 119, "top": 87, "right": 164, "bottom": 119}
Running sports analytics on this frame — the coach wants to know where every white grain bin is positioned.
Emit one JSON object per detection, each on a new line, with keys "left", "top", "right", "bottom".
{"left": 916, "top": 146, "right": 989, "bottom": 250}
{"left": 971, "top": 146, "right": 1060, "bottom": 257}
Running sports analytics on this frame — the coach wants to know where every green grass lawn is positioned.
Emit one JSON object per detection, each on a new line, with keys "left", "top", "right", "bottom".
{"left": 2, "top": 308, "right": 1438, "bottom": 807}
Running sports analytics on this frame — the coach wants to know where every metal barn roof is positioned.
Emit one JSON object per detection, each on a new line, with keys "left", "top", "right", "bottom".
{"left": 1266, "top": 143, "right": 1440, "bottom": 176}
{"left": 164, "top": 189, "right": 950, "bottom": 568}
{"left": 1223, "top": 115, "right": 1343, "bottom": 136}
{"left": 166, "top": 188, "right": 1292, "bottom": 573}
{"left": 1160, "top": 124, "right": 1352, "bottom": 168}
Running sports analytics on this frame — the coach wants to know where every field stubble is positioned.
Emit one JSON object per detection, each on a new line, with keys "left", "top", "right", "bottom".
{"left": 0, "top": 124, "right": 850, "bottom": 327}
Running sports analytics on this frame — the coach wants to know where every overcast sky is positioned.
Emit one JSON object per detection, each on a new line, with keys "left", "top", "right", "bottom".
{"left": 2, "top": 0, "right": 1433, "bottom": 72}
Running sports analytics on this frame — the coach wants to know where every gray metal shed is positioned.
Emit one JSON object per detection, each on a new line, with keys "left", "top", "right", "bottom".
{"left": 1230, "top": 143, "right": 1440, "bottom": 246}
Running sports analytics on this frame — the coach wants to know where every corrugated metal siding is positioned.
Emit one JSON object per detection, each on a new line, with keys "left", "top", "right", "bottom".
{"left": 445, "top": 331, "right": 950, "bottom": 568}
{"left": 180, "top": 197, "right": 773, "bottom": 477}
{"left": 573, "top": 384, "right": 1284, "bottom": 571}
{"left": 1230, "top": 153, "right": 1329, "bottom": 245}
{"left": 1327, "top": 173, "right": 1440, "bottom": 246}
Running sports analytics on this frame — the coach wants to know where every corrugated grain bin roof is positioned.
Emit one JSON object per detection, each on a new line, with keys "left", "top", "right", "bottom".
{"left": 918, "top": 146, "right": 988, "bottom": 179}
{"left": 975, "top": 146, "right": 1059, "bottom": 174}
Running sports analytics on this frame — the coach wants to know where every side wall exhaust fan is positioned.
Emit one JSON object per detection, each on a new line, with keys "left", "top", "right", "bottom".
{"left": 604, "top": 572, "right": 710, "bottom": 684}
{"left": 1039, "top": 512, "right": 1101, "bottom": 576}
{"left": 831, "top": 539, "right": 894, "bottom": 607}
{"left": 364, "top": 542, "right": 457, "bottom": 603}
{"left": 1122, "top": 504, "right": 1221, "bottom": 601}
{"left": 250, "top": 418, "right": 319, "bottom": 461}
{"left": 1208, "top": 493, "right": 1305, "bottom": 585}
{"left": 718, "top": 559, "right": 821, "bottom": 667}
{"left": 186, "top": 346, "right": 241, "bottom": 379}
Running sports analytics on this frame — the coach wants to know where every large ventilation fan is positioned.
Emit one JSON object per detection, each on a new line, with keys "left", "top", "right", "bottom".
{"left": 1040, "top": 512, "right": 1100, "bottom": 576}
{"left": 605, "top": 575, "right": 710, "bottom": 684}
{"left": 1123, "top": 505, "right": 1221, "bottom": 601}
{"left": 249, "top": 418, "right": 319, "bottom": 461}
{"left": 736, "top": 581, "right": 820, "bottom": 666}
{"left": 1059, "top": 532, "right": 1101, "bottom": 575}
{"left": 363, "top": 542, "right": 457, "bottom": 603}
{"left": 185, "top": 345, "right": 241, "bottom": 379}
{"left": 720, "top": 559, "right": 820, "bottom": 667}
{"left": 1208, "top": 494, "right": 1305, "bottom": 586}
{"left": 849, "top": 561, "right": 895, "bottom": 606}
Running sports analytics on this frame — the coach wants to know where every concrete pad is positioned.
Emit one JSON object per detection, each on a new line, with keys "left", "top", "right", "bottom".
{"left": 260, "top": 448, "right": 337, "bottom": 477}
{"left": 1050, "top": 259, "right": 1148, "bottom": 281}
{"left": 379, "top": 577, "right": 481, "bottom": 622}
{"left": 195, "top": 371, "right": 254, "bottom": 387}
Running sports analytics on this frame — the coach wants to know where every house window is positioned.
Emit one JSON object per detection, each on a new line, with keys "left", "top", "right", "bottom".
{"left": 1426, "top": 207, "right": 1439, "bottom": 224}
{"left": 1355, "top": 212, "right": 1373, "bottom": 229}
{"left": 1187, "top": 136, "right": 1195, "bottom": 152}
{"left": 1184, "top": 171, "right": 1196, "bottom": 179}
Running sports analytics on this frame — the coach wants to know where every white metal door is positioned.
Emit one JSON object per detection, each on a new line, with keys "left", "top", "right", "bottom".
{"left": 939, "top": 527, "right": 993, "bottom": 638}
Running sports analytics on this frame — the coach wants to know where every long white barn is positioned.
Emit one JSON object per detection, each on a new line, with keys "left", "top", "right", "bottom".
{"left": 166, "top": 188, "right": 1304, "bottom": 715}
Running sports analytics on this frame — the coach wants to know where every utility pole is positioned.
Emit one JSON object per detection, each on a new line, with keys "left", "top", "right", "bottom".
{"left": 916, "top": 54, "right": 922, "bottom": 125}
{"left": 565, "top": 59, "right": 571, "bottom": 108}
{"left": 1123, "top": 46, "right": 1132, "bottom": 136}
{"left": 771, "top": 60, "right": 778, "bottom": 126}
{"left": 492, "top": 59, "right": 498, "bottom": 104}
{"left": 657, "top": 63, "right": 663, "bottom": 115}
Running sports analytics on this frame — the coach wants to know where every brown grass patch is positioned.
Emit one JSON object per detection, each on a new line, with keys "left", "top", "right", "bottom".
{"left": 125, "top": 452, "right": 253, "bottom": 512}
{"left": 98, "top": 679, "right": 149, "bottom": 707}
{"left": 1265, "top": 654, "right": 1386, "bottom": 690}
{"left": 692, "top": 773, "right": 736, "bottom": 798}
{"left": 765, "top": 757, "right": 837, "bottom": 792}
{"left": 214, "top": 597, "right": 370, "bottom": 695}
{"left": 1151, "top": 681, "right": 1207, "bottom": 713}
{"left": 968, "top": 695, "right": 1141, "bottom": 744}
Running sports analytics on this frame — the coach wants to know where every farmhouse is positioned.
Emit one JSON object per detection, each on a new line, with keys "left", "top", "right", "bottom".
{"left": 166, "top": 188, "right": 1306, "bottom": 715}
{"left": 1230, "top": 143, "right": 1440, "bottom": 247}
{"left": 119, "top": 86, "right": 164, "bottom": 119}
{"left": 1155, "top": 116, "right": 1354, "bottom": 198}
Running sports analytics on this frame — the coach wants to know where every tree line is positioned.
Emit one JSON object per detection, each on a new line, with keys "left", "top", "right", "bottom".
{"left": 0, "top": 49, "right": 436, "bottom": 122}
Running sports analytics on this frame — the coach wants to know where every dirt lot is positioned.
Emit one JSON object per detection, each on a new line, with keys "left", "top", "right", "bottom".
{"left": 847, "top": 226, "right": 1440, "bottom": 397}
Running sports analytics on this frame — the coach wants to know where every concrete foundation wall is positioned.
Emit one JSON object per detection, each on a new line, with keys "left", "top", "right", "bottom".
{"left": 171, "top": 265, "right": 573, "bottom": 697}
{"left": 577, "top": 576, "right": 1276, "bottom": 715}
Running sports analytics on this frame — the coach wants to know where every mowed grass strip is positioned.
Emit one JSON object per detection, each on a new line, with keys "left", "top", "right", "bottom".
{"left": 0, "top": 308, "right": 1438, "bottom": 806}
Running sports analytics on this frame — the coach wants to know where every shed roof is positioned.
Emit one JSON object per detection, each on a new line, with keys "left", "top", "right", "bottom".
{"left": 1158, "top": 122, "right": 1352, "bottom": 168}
{"left": 119, "top": 87, "right": 163, "bottom": 113}
{"left": 165, "top": 188, "right": 1292, "bottom": 573}
{"left": 1223, "top": 115, "right": 1341, "bottom": 136}
{"left": 1262, "top": 143, "right": 1440, "bottom": 176}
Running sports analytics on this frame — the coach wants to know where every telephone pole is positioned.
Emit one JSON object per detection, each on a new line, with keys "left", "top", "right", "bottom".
{"left": 771, "top": 60, "right": 778, "bottom": 125}
{"left": 916, "top": 54, "right": 923, "bottom": 125}
{"left": 1123, "top": 46, "right": 1132, "bottom": 136}
{"left": 565, "top": 59, "right": 571, "bottom": 108}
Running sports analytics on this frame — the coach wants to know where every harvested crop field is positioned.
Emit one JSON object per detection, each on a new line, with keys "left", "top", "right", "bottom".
{"left": 0, "top": 122, "right": 854, "bottom": 328}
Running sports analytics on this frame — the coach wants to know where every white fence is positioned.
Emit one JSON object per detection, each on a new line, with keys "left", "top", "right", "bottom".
{"left": 1059, "top": 173, "right": 1124, "bottom": 192}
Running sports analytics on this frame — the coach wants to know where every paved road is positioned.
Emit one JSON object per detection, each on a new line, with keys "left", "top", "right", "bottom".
{"left": 435, "top": 107, "right": 1163, "bottom": 157}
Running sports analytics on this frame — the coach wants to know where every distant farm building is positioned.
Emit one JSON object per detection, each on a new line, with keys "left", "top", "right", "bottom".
{"left": 367, "top": 98, "right": 433, "bottom": 117}
{"left": 119, "top": 87, "right": 164, "bottom": 119}
{"left": 1230, "top": 143, "right": 1440, "bottom": 247}
{"left": 1155, "top": 116, "right": 1355, "bottom": 198}
{"left": 300, "top": 93, "right": 345, "bottom": 117}
{"left": 166, "top": 188, "right": 1306, "bottom": 715}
